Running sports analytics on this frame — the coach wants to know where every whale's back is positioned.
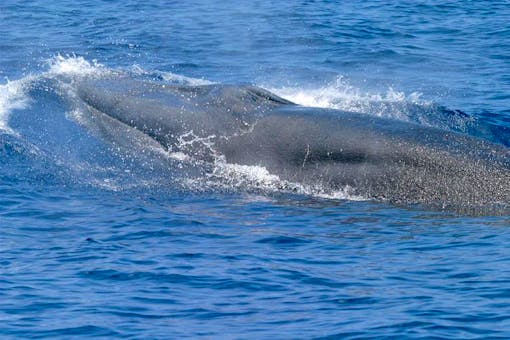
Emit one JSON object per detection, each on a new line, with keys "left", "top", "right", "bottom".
{"left": 76, "top": 77, "right": 510, "bottom": 214}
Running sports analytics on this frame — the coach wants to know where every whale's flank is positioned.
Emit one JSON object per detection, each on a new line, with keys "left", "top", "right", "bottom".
{"left": 76, "top": 77, "right": 510, "bottom": 214}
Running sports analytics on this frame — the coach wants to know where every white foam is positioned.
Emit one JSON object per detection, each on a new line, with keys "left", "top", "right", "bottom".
{"left": 213, "top": 163, "right": 284, "bottom": 188}
{"left": 206, "top": 160, "right": 367, "bottom": 201}
{"left": 0, "top": 78, "right": 30, "bottom": 134}
{"left": 168, "top": 152, "right": 190, "bottom": 161}
{"left": 315, "top": 185, "right": 366, "bottom": 201}
{"left": 267, "top": 76, "right": 427, "bottom": 119}
{"left": 0, "top": 55, "right": 114, "bottom": 133}
{"left": 47, "top": 55, "right": 109, "bottom": 78}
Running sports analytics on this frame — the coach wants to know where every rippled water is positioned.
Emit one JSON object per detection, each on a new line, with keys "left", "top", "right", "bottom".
{"left": 1, "top": 1, "right": 510, "bottom": 338}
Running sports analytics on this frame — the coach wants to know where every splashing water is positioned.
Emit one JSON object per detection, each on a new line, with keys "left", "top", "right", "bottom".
{"left": 268, "top": 76, "right": 428, "bottom": 120}
{"left": 47, "top": 55, "right": 109, "bottom": 78}
{"left": 0, "top": 79, "right": 30, "bottom": 134}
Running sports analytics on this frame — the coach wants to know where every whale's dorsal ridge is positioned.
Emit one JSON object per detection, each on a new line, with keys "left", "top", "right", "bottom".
{"left": 74, "top": 76, "right": 510, "bottom": 214}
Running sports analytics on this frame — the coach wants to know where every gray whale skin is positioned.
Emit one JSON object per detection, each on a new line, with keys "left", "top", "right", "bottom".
{"left": 76, "top": 77, "right": 510, "bottom": 215}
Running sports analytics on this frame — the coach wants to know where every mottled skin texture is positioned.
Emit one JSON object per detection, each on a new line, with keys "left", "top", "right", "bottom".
{"left": 76, "top": 77, "right": 510, "bottom": 214}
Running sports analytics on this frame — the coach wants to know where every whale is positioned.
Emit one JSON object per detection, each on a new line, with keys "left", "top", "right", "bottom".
{"left": 74, "top": 76, "right": 510, "bottom": 214}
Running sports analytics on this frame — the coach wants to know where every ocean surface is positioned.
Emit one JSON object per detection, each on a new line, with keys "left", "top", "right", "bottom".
{"left": 1, "top": 1, "right": 510, "bottom": 338}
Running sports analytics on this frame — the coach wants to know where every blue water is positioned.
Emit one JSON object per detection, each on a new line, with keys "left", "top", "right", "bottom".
{"left": 1, "top": 1, "right": 510, "bottom": 338}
